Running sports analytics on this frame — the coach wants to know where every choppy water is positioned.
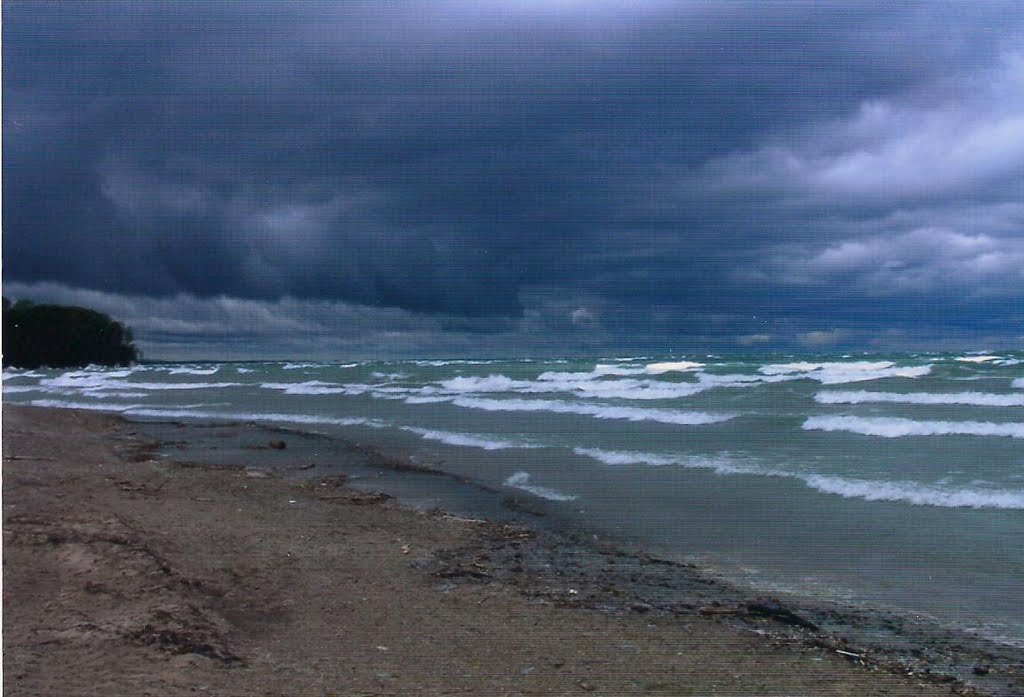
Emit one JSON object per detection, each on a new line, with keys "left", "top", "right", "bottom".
{"left": 5, "top": 351, "right": 1023, "bottom": 645}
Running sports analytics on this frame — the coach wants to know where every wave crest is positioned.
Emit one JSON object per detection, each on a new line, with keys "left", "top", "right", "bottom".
{"left": 803, "top": 415, "right": 1024, "bottom": 438}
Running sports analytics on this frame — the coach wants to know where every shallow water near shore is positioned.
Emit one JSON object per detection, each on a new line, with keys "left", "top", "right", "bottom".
{"left": 5, "top": 351, "right": 1023, "bottom": 651}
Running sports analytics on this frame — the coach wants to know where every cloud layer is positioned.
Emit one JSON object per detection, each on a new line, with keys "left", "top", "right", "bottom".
{"left": 4, "top": 1, "right": 1023, "bottom": 355}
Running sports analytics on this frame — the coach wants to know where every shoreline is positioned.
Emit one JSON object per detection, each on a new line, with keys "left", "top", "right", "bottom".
{"left": 4, "top": 404, "right": 1018, "bottom": 695}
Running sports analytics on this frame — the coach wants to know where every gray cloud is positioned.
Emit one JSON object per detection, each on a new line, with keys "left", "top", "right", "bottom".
{"left": 4, "top": 1, "right": 1023, "bottom": 355}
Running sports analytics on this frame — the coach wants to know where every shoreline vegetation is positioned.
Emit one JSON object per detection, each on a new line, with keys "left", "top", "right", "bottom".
{"left": 2, "top": 298, "right": 139, "bottom": 369}
{"left": 3, "top": 405, "right": 1019, "bottom": 696}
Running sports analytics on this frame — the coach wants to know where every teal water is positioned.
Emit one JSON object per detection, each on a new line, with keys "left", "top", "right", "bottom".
{"left": 5, "top": 352, "right": 1023, "bottom": 646}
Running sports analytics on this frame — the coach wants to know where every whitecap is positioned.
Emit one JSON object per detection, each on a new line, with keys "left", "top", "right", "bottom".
{"left": 573, "top": 446, "right": 1024, "bottom": 509}
{"left": 402, "top": 427, "right": 537, "bottom": 451}
{"left": 40, "top": 372, "right": 240, "bottom": 391}
{"left": 450, "top": 396, "right": 731, "bottom": 425}
{"left": 571, "top": 379, "right": 706, "bottom": 400}
{"left": 814, "top": 391, "right": 1024, "bottom": 407}
{"left": 403, "top": 395, "right": 452, "bottom": 405}
{"left": 573, "top": 448, "right": 677, "bottom": 466}
{"left": 81, "top": 390, "right": 150, "bottom": 399}
{"left": 645, "top": 361, "right": 704, "bottom": 374}
{"left": 503, "top": 471, "right": 577, "bottom": 502}
{"left": 594, "top": 363, "right": 647, "bottom": 376}
{"left": 955, "top": 355, "right": 1000, "bottom": 363}
{"left": 127, "top": 407, "right": 370, "bottom": 427}
{"left": 1013, "top": 378, "right": 1024, "bottom": 389}
{"left": 439, "top": 375, "right": 541, "bottom": 393}
{"left": 167, "top": 366, "right": 220, "bottom": 375}
{"left": 802, "top": 475, "right": 1024, "bottom": 510}
{"left": 573, "top": 447, "right": 757, "bottom": 475}
{"left": 261, "top": 380, "right": 349, "bottom": 395}
{"left": 759, "top": 361, "right": 931, "bottom": 384}
{"left": 29, "top": 399, "right": 141, "bottom": 413}
{"left": 438, "top": 373, "right": 705, "bottom": 400}
{"left": 27, "top": 398, "right": 372, "bottom": 428}
{"left": 2, "top": 369, "right": 45, "bottom": 379}
{"left": 802, "top": 415, "right": 1024, "bottom": 439}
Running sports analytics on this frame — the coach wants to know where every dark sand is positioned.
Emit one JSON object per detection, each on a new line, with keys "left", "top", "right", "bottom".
{"left": 2, "top": 405, "right": 999, "bottom": 696}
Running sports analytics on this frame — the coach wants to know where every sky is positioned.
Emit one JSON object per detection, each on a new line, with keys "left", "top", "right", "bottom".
{"left": 3, "top": 1, "right": 1024, "bottom": 359}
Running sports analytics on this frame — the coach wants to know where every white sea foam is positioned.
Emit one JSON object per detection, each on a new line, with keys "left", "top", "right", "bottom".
{"left": 955, "top": 355, "right": 1000, "bottom": 363}
{"left": 574, "top": 446, "right": 1024, "bottom": 509}
{"left": 437, "top": 373, "right": 705, "bottom": 400}
{"left": 167, "top": 366, "right": 220, "bottom": 375}
{"left": 759, "top": 361, "right": 931, "bottom": 384}
{"left": 82, "top": 390, "right": 150, "bottom": 399}
{"left": 814, "top": 390, "right": 1024, "bottom": 407}
{"left": 28, "top": 399, "right": 371, "bottom": 428}
{"left": 108, "top": 381, "right": 240, "bottom": 391}
{"left": 802, "top": 475, "right": 1024, "bottom": 510}
{"left": 595, "top": 363, "right": 647, "bottom": 376}
{"left": 404, "top": 395, "right": 452, "bottom": 404}
{"left": 281, "top": 362, "right": 323, "bottom": 370}
{"left": 695, "top": 372, "right": 796, "bottom": 388}
{"left": 3, "top": 369, "right": 44, "bottom": 379}
{"left": 645, "top": 361, "right": 704, "bottom": 374}
{"left": 30, "top": 399, "right": 140, "bottom": 413}
{"left": 412, "top": 359, "right": 492, "bottom": 367}
{"left": 503, "top": 471, "right": 577, "bottom": 501}
{"left": 440, "top": 375, "right": 541, "bottom": 393}
{"left": 573, "top": 447, "right": 756, "bottom": 475}
{"left": 573, "top": 448, "right": 677, "bottom": 466}
{"left": 1013, "top": 378, "right": 1024, "bottom": 389}
{"left": 402, "top": 427, "right": 536, "bottom": 451}
{"left": 261, "top": 381, "right": 349, "bottom": 395}
{"left": 803, "top": 415, "right": 1024, "bottom": 438}
{"left": 127, "top": 408, "right": 370, "bottom": 427}
{"left": 40, "top": 371, "right": 240, "bottom": 391}
{"left": 450, "top": 396, "right": 731, "bottom": 425}
{"left": 570, "top": 379, "right": 705, "bottom": 400}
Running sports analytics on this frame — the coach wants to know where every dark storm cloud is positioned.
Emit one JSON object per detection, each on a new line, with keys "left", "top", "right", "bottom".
{"left": 4, "top": 1, "right": 1023, "bottom": 352}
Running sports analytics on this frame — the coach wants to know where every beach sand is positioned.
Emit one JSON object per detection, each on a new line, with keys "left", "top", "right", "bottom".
{"left": 3, "top": 405, "right": 974, "bottom": 696}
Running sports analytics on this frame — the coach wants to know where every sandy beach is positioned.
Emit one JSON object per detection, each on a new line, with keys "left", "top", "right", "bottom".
{"left": 2, "top": 405, "right": 995, "bottom": 696}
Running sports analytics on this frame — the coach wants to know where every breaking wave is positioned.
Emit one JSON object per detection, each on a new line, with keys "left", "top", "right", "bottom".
{"left": 574, "top": 447, "right": 1024, "bottom": 509}
{"left": 261, "top": 381, "right": 350, "bottom": 395}
{"left": 802, "top": 475, "right": 1024, "bottom": 510}
{"left": 645, "top": 361, "right": 704, "bottom": 374}
{"left": 504, "top": 471, "right": 578, "bottom": 502}
{"left": 449, "top": 396, "right": 731, "bottom": 425}
{"left": 437, "top": 373, "right": 705, "bottom": 400}
{"left": 814, "top": 391, "right": 1024, "bottom": 407}
{"left": 28, "top": 399, "right": 369, "bottom": 427}
{"left": 402, "top": 427, "right": 536, "bottom": 451}
{"left": 803, "top": 415, "right": 1024, "bottom": 439}
{"left": 759, "top": 361, "right": 931, "bottom": 384}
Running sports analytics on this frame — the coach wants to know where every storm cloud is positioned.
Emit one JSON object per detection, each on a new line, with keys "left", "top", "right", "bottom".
{"left": 4, "top": 1, "right": 1023, "bottom": 356}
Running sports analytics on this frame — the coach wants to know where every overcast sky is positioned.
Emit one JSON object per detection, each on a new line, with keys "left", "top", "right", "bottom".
{"left": 4, "top": 1, "right": 1023, "bottom": 358}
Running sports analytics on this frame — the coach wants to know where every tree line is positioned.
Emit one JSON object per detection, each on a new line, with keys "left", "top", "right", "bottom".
{"left": 3, "top": 298, "right": 139, "bottom": 369}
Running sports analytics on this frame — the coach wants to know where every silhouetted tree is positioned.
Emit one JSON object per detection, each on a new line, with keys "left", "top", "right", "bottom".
{"left": 2, "top": 298, "right": 139, "bottom": 369}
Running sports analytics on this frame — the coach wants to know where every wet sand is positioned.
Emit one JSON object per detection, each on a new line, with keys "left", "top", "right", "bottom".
{"left": 1, "top": 405, "right": 998, "bottom": 696}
